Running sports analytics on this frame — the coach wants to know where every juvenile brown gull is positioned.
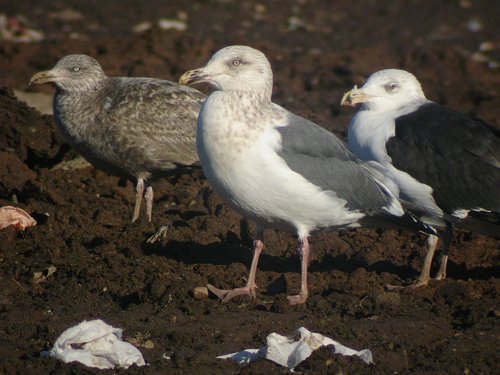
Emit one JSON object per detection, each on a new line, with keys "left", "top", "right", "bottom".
{"left": 30, "top": 54, "right": 205, "bottom": 222}
{"left": 342, "top": 69, "right": 500, "bottom": 287}
{"left": 179, "top": 46, "right": 434, "bottom": 304}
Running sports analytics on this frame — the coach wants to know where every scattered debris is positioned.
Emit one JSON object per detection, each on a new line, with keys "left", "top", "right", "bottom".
{"left": 51, "top": 156, "right": 92, "bottom": 171}
{"left": 472, "top": 51, "right": 490, "bottom": 63}
{"left": 0, "top": 206, "right": 37, "bottom": 230}
{"left": 162, "top": 352, "right": 172, "bottom": 360}
{"left": 48, "top": 8, "right": 84, "bottom": 22}
{"left": 127, "top": 332, "right": 154, "bottom": 349}
{"left": 479, "top": 41, "right": 497, "bottom": 52}
{"left": 132, "top": 21, "right": 153, "bottom": 33}
{"left": 288, "top": 16, "right": 306, "bottom": 31}
{"left": 218, "top": 327, "right": 373, "bottom": 370}
{"left": 146, "top": 225, "right": 169, "bottom": 243}
{"left": 42, "top": 319, "right": 146, "bottom": 370}
{"left": 32, "top": 265, "right": 57, "bottom": 285}
{"left": 158, "top": 18, "right": 187, "bottom": 31}
{"left": 0, "top": 14, "right": 44, "bottom": 42}
{"left": 472, "top": 40, "right": 499, "bottom": 69}
{"left": 132, "top": 18, "right": 187, "bottom": 33}
{"left": 467, "top": 17, "right": 482, "bottom": 32}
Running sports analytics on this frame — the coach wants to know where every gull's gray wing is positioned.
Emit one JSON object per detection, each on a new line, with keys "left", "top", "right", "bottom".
{"left": 275, "top": 112, "right": 391, "bottom": 212}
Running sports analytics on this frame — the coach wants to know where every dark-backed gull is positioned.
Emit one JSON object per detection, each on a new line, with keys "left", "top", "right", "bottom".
{"left": 342, "top": 68, "right": 500, "bottom": 287}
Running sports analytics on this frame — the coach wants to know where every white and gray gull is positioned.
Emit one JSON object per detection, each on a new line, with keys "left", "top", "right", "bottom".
{"left": 30, "top": 54, "right": 205, "bottom": 222}
{"left": 179, "top": 46, "right": 434, "bottom": 304}
{"left": 341, "top": 69, "right": 500, "bottom": 287}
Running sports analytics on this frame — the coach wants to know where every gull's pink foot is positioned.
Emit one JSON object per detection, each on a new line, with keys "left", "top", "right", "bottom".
{"left": 207, "top": 284, "right": 256, "bottom": 302}
{"left": 206, "top": 232, "right": 264, "bottom": 303}
{"left": 287, "top": 292, "right": 308, "bottom": 305}
{"left": 386, "top": 278, "right": 429, "bottom": 290}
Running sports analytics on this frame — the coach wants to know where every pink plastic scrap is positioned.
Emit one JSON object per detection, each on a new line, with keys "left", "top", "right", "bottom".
{"left": 0, "top": 206, "right": 37, "bottom": 230}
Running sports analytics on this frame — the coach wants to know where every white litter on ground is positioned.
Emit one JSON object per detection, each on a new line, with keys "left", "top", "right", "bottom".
{"left": 42, "top": 319, "right": 146, "bottom": 369}
{"left": 217, "top": 327, "right": 373, "bottom": 370}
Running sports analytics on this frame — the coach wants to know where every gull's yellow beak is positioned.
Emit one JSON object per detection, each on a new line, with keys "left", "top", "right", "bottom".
{"left": 29, "top": 70, "right": 57, "bottom": 86}
{"left": 179, "top": 68, "right": 211, "bottom": 86}
{"left": 340, "top": 86, "right": 373, "bottom": 107}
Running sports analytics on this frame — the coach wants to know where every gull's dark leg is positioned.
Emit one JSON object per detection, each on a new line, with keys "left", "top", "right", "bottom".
{"left": 208, "top": 227, "right": 264, "bottom": 302}
{"left": 145, "top": 186, "right": 154, "bottom": 222}
{"left": 287, "top": 235, "right": 310, "bottom": 305}
{"left": 132, "top": 178, "right": 145, "bottom": 223}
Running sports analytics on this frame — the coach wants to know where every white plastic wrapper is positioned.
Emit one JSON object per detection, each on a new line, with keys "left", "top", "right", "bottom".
{"left": 43, "top": 319, "right": 146, "bottom": 369}
{"left": 218, "top": 327, "right": 373, "bottom": 370}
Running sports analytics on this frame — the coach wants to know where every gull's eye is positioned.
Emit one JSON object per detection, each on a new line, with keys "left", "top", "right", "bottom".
{"left": 384, "top": 82, "right": 398, "bottom": 92}
{"left": 232, "top": 59, "right": 241, "bottom": 66}
{"left": 72, "top": 67, "right": 80, "bottom": 72}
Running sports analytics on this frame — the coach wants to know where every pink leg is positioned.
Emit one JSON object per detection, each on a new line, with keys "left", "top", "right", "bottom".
{"left": 207, "top": 228, "right": 264, "bottom": 302}
{"left": 145, "top": 186, "right": 154, "bottom": 222}
{"left": 131, "top": 178, "right": 144, "bottom": 223}
{"left": 287, "top": 236, "right": 310, "bottom": 305}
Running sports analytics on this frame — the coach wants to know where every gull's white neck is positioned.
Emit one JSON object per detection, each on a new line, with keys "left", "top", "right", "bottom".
{"left": 348, "top": 100, "right": 428, "bottom": 163}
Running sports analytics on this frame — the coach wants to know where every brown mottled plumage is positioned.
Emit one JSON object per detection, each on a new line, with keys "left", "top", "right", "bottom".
{"left": 31, "top": 54, "right": 205, "bottom": 222}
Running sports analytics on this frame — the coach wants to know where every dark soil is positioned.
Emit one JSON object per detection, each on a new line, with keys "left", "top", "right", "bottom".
{"left": 0, "top": 1, "right": 499, "bottom": 374}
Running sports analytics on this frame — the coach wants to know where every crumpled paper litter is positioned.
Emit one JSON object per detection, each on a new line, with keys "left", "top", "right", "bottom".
{"left": 217, "top": 327, "right": 373, "bottom": 370}
{"left": 42, "top": 319, "right": 146, "bottom": 369}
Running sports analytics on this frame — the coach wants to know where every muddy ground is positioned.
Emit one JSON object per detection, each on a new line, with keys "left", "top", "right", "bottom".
{"left": 0, "top": 0, "right": 499, "bottom": 374}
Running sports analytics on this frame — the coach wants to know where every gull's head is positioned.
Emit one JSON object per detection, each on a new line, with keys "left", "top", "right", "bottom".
{"left": 179, "top": 45, "right": 273, "bottom": 98}
{"left": 30, "top": 54, "right": 107, "bottom": 92}
{"left": 341, "top": 69, "right": 427, "bottom": 112}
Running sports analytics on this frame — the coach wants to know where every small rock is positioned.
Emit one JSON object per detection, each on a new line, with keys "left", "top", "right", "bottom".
{"left": 479, "top": 41, "right": 497, "bottom": 52}
{"left": 193, "top": 286, "right": 209, "bottom": 300}
{"left": 132, "top": 21, "right": 152, "bottom": 33}
{"left": 467, "top": 18, "right": 482, "bottom": 32}
{"left": 48, "top": 8, "right": 84, "bottom": 22}
{"left": 143, "top": 340, "right": 154, "bottom": 349}
{"left": 51, "top": 156, "right": 92, "bottom": 171}
{"left": 157, "top": 19, "right": 187, "bottom": 31}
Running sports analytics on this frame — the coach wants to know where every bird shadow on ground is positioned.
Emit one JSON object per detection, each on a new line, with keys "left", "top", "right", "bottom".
{"left": 141, "top": 235, "right": 414, "bottom": 278}
{"left": 141, "top": 238, "right": 298, "bottom": 273}
{"left": 445, "top": 261, "right": 499, "bottom": 281}
{"left": 142, "top": 237, "right": 500, "bottom": 285}
{"left": 314, "top": 253, "right": 500, "bottom": 282}
{"left": 310, "top": 253, "right": 418, "bottom": 279}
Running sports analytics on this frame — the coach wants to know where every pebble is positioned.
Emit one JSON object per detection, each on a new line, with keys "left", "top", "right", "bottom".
{"left": 193, "top": 286, "right": 209, "bottom": 300}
